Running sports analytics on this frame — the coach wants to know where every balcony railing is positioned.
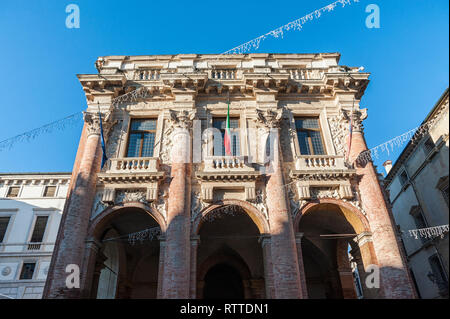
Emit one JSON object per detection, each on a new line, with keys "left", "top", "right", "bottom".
{"left": 106, "top": 157, "right": 160, "bottom": 174}
{"left": 203, "top": 156, "right": 255, "bottom": 173}
{"left": 295, "top": 155, "right": 347, "bottom": 170}
{"left": 210, "top": 69, "right": 237, "bottom": 80}
{"left": 287, "top": 68, "right": 325, "bottom": 80}
{"left": 135, "top": 69, "right": 161, "bottom": 80}
{"left": 0, "top": 242, "right": 55, "bottom": 253}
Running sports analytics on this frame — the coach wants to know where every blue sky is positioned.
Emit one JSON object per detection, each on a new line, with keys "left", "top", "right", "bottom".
{"left": 0, "top": 0, "right": 448, "bottom": 174}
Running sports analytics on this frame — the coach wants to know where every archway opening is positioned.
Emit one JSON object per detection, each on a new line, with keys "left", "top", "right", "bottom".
{"left": 298, "top": 203, "right": 362, "bottom": 299}
{"left": 197, "top": 205, "right": 265, "bottom": 299}
{"left": 203, "top": 263, "right": 244, "bottom": 299}
{"left": 93, "top": 206, "right": 161, "bottom": 299}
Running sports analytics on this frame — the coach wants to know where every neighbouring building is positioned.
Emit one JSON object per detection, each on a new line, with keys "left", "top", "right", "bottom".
{"left": 0, "top": 173, "right": 70, "bottom": 299}
{"left": 383, "top": 88, "right": 449, "bottom": 299}
{"left": 44, "top": 53, "right": 416, "bottom": 299}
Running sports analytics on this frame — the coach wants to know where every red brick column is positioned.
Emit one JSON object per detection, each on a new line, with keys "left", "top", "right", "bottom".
{"left": 349, "top": 125, "right": 416, "bottom": 298}
{"left": 44, "top": 118, "right": 102, "bottom": 298}
{"left": 157, "top": 236, "right": 166, "bottom": 299}
{"left": 161, "top": 128, "right": 192, "bottom": 298}
{"left": 294, "top": 233, "right": 308, "bottom": 298}
{"left": 265, "top": 129, "right": 302, "bottom": 299}
{"left": 259, "top": 235, "right": 274, "bottom": 298}
{"left": 189, "top": 235, "right": 200, "bottom": 299}
{"left": 80, "top": 238, "right": 103, "bottom": 298}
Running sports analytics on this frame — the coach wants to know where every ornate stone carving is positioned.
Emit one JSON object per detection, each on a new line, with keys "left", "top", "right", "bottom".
{"left": 310, "top": 187, "right": 340, "bottom": 199}
{"left": 288, "top": 186, "right": 300, "bottom": 220}
{"left": 168, "top": 109, "right": 196, "bottom": 129}
{"left": 105, "top": 119, "right": 125, "bottom": 158}
{"left": 152, "top": 188, "right": 168, "bottom": 219}
{"left": 91, "top": 191, "right": 109, "bottom": 220}
{"left": 191, "top": 191, "right": 207, "bottom": 222}
{"left": 1, "top": 266, "right": 11, "bottom": 276}
{"left": 160, "top": 122, "right": 174, "bottom": 164}
{"left": 83, "top": 110, "right": 117, "bottom": 138}
{"left": 343, "top": 108, "right": 367, "bottom": 132}
{"left": 255, "top": 108, "right": 283, "bottom": 130}
{"left": 342, "top": 187, "right": 367, "bottom": 216}
{"left": 253, "top": 189, "right": 269, "bottom": 220}
{"left": 115, "top": 189, "right": 148, "bottom": 205}
{"left": 328, "top": 112, "right": 347, "bottom": 156}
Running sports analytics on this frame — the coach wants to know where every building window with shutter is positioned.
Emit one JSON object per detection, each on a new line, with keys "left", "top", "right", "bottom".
{"left": 423, "top": 137, "right": 435, "bottom": 155}
{"left": 126, "top": 119, "right": 157, "bottom": 157}
{"left": 436, "top": 176, "right": 449, "bottom": 208}
{"left": 428, "top": 254, "right": 449, "bottom": 296}
{"left": 0, "top": 217, "right": 11, "bottom": 243}
{"left": 410, "top": 206, "right": 428, "bottom": 244}
{"left": 43, "top": 186, "right": 57, "bottom": 197}
{"left": 399, "top": 171, "right": 409, "bottom": 186}
{"left": 6, "top": 187, "right": 20, "bottom": 198}
{"left": 19, "top": 262, "right": 36, "bottom": 280}
{"left": 30, "top": 216, "right": 49, "bottom": 243}
{"left": 295, "top": 117, "right": 326, "bottom": 155}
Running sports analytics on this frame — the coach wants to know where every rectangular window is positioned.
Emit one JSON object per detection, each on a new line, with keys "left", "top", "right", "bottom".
{"left": 411, "top": 207, "right": 428, "bottom": 244}
{"left": 441, "top": 184, "right": 449, "bottom": 207}
{"left": 126, "top": 119, "right": 157, "bottom": 157}
{"left": 6, "top": 187, "right": 20, "bottom": 198}
{"left": 295, "top": 118, "right": 325, "bottom": 155}
{"left": 429, "top": 254, "right": 449, "bottom": 295}
{"left": 43, "top": 186, "right": 57, "bottom": 197}
{"left": 30, "top": 216, "right": 49, "bottom": 243}
{"left": 0, "top": 217, "right": 11, "bottom": 243}
{"left": 19, "top": 262, "right": 36, "bottom": 280}
{"left": 213, "top": 118, "right": 240, "bottom": 156}
{"left": 423, "top": 138, "right": 435, "bottom": 155}
{"left": 399, "top": 171, "right": 408, "bottom": 186}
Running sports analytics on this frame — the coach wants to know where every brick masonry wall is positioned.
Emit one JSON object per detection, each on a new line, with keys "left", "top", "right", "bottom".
{"left": 349, "top": 131, "right": 416, "bottom": 298}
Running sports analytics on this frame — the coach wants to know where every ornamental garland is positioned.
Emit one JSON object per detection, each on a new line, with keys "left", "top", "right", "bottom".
{"left": 222, "top": 0, "right": 360, "bottom": 55}
{"left": 127, "top": 226, "right": 161, "bottom": 245}
{"left": 356, "top": 118, "right": 439, "bottom": 166}
{"left": 0, "top": 112, "right": 83, "bottom": 152}
{"left": 408, "top": 224, "right": 449, "bottom": 240}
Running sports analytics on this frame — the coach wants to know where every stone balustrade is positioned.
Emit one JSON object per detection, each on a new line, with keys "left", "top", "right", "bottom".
{"left": 106, "top": 157, "right": 160, "bottom": 174}
{"left": 135, "top": 69, "right": 161, "bottom": 80}
{"left": 202, "top": 156, "right": 255, "bottom": 173}
{"left": 210, "top": 69, "right": 237, "bottom": 80}
{"left": 287, "top": 68, "right": 325, "bottom": 80}
{"left": 295, "top": 155, "right": 347, "bottom": 171}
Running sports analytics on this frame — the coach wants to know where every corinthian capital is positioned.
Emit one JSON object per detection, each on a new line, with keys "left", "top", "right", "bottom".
{"left": 343, "top": 108, "right": 367, "bottom": 132}
{"left": 168, "top": 109, "right": 196, "bottom": 129}
{"left": 255, "top": 108, "right": 283, "bottom": 130}
{"left": 83, "top": 110, "right": 116, "bottom": 138}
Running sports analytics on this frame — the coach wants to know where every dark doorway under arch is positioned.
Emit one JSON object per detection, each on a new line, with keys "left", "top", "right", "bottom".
{"left": 203, "top": 263, "right": 244, "bottom": 299}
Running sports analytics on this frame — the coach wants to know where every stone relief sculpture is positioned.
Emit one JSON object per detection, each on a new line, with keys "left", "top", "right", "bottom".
{"left": 152, "top": 189, "right": 168, "bottom": 220}
{"left": 115, "top": 189, "right": 148, "bottom": 205}
{"left": 91, "top": 191, "right": 109, "bottom": 220}
{"left": 287, "top": 186, "right": 300, "bottom": 220}
{"left": 191, "top": 191, "right": 207, "bottom": 222}
{"left": 254, "top": 189, "right": 269, "bottom": 220}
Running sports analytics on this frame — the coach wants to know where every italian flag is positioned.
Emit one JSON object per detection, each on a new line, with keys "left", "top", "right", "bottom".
{"left": 224, "top": 99, "right": 232, "bottom": 156}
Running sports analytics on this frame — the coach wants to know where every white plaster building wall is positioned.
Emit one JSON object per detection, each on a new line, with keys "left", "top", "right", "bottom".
{"left": 0, "top": 173, "right": 70, "bottom": 299}
{"left": 385, "top": 91, "right": 449, "bottom": 299}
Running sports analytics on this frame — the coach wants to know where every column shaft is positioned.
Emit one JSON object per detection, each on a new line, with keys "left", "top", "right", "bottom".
{"left": 349, "top": 130, "right": 416, "bottom": 298}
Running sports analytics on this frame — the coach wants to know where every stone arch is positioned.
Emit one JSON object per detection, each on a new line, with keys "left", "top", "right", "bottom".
{"left": 295, "top": 198, "right": 379, "bottom": 299}
{"left": 192, "top": 199, "right": 270, "bottom": 235}
{"left": 88, "top": 201, "right": 167, "bottom": 240}
{"left": 84, "top": 202, "right": 165, "bottom": 299}
{"left": 294, "top": 198, "right": 370, "bottom": 234}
